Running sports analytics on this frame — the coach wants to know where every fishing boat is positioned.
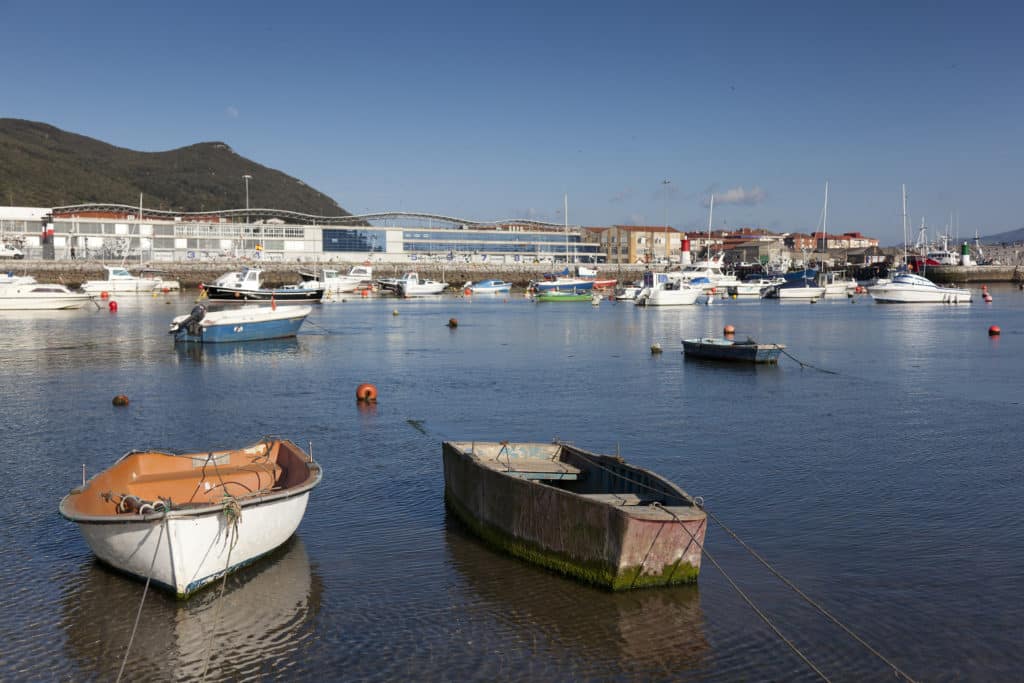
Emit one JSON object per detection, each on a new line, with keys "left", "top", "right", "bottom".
{"left": 168, "top": 304, "right": 312, "bottom": 343}
{"left": 59, "top": 437, "right": 322, "bottom": 598}
{"left": 0, "top": 280, "right": 96, "bottom": 310}
{"left": 442, "top": 440, "right": 706, "bottom": 590}
{"left": 201, "top": 267, "right": 324, "bottom": 302}
{"left": 682, "top": 337, "right": 785, "bottom": 364}
{"left": 464, "top": 279, "right": 512, "bottom": 294}
{"left": 81, "top": 266, "right": 160, "bottom": 294}
{"left": 530, "top": 270, "right": 596, "bottom": 293}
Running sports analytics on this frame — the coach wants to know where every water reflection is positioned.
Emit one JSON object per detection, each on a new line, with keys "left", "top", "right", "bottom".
{"left": 60, "top": 536, "right": 321, "bottom": 680}
{"left": 173, "top": 337, "right": 302, "bottom": 364}
{"left": 444, "top": 515, "right": 708, "bottom": 675}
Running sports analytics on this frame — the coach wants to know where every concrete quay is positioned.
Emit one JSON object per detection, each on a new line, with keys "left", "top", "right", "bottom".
{"left": 0, "top": 260, "right": 652, "bottom": 290}
{"left": 923, "top": 264, "right": 1021, "bottom": 284}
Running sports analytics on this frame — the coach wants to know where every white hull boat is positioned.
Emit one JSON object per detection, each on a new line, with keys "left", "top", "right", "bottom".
{"left": 81, "top": 266, "right": 160, "bottom": 294}
{"left": 636, "top": 273, "right": 702, "bottom": 306}
{"left": 60, "top": 438, "right": 322, "bottom": 597}
{"left": 869, "top": 272, "right": 971, "bottom": 303}
{"left": 0, "top": 282, "right": 96, "bottom": 310}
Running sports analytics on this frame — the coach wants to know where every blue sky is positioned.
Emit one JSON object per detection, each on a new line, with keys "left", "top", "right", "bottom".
{"left": 3, "top": 0, "right": 1021, "bottom": 244}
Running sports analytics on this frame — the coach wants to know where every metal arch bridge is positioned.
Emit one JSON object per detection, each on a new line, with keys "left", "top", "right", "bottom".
{"left": 51, "top": 203, "right": 571, "bottom": 231}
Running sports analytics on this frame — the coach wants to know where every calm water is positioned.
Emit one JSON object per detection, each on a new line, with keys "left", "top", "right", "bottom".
{"left": 2, "top": 287, "right": 1022, "bottom": 681}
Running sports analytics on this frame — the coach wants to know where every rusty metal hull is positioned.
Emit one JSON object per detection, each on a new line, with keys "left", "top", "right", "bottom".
{"left": 442, "top": 441, "right": 706, "bottom": 590}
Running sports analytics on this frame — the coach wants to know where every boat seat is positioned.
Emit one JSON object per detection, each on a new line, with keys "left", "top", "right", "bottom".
{"left": 126, "top": 463, "right": 282, "bottom": 504}
{"left": 577, "top": 493, "right": 644, "bottom": 506}
{"left": 479, "top": 457, "right": 580, "bottom": 481}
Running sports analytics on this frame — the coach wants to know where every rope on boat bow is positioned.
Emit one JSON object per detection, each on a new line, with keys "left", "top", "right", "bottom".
{"left": 200, "top": 492, "right": 243, "bottom": 682}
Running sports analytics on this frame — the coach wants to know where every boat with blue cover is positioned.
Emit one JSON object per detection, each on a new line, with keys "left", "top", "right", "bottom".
{"left": 169, "top": 304, "right": 311, "bottom": 343}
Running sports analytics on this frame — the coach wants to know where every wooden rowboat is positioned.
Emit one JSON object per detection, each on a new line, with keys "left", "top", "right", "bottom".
{"left": 682, "top": 337, "right": 784, "bottom": 364}
{"left": 442, "top": 441, "right": 706, "bottom": 590}
{"left": 59, "top": 438, "right": 321, "bottom": 597}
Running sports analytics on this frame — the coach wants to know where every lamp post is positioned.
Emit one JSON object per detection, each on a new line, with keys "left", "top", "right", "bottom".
{"left": 242, "top": 174, "right": 254, "bottom": 254}
{"left": 662, "top": 179, "right": 671, "bottom": 264}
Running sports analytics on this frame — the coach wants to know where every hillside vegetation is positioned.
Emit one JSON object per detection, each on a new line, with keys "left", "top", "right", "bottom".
{"left": 0, "top": 118, "right": 352, "bottom": 216}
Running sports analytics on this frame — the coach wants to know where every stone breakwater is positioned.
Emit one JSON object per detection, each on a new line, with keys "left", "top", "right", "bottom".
{"left": 2, "top": 260, "right": 653, "bottom": 289}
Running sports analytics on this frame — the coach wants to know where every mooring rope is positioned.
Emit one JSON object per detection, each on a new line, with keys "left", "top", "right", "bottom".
{"left": 558, "top": 443, "right": 916, "bottom": 682}
{"left": 703, "top": 507, "right": 919, "bottom": 683}
{"left": 655, "top": 503, "right": 831, "bottom": 682}
{"left": 199, "top": 495, "right": 243, "bottom": 683}
{"left": 115, "top": 514, "right": 167, "bottom": 683}
{"left": 774, "top": 345, "right": 839, "bottom": 374}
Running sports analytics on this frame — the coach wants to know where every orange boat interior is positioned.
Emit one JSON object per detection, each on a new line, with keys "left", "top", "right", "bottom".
{"left": 66, "top": 440, "right": 314, "bottom": 516}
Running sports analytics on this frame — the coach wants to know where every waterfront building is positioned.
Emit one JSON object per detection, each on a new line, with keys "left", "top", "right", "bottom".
{"left": 0, "top": 205, "right": 604, "bottom": 264}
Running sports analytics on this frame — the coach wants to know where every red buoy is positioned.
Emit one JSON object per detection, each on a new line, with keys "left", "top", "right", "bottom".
{"left": 989, "top": 325, "right": 1001, "bottom": 336}
{"left": 100, "top": 291, "right": 109, "bottom": 299}
{"left": 356, "top": 383, "right": 378, "bottom": 403}
{"left": 108, "top": 300, "right": 118, "bottom": 312}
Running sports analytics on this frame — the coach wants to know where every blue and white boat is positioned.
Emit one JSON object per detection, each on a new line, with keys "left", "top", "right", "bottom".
{"left": 529, "top": 267, "right": 595, "bottom": 293}
{"left": 169, "top": 304, "right": 311, "bottom": 343}
{"left": 464, "top": 279, "right": 512, "bottom": 294}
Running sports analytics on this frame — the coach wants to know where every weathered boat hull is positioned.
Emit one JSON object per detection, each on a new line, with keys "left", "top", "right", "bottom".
{"left": 682, "top": 338, "right": 784, "bottom": 364}
{"left": 442, "top": 441, "right": 705, "bottom": 590}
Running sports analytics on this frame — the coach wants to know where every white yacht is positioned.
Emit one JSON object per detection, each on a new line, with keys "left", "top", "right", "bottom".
{"left": 678, "top": 254, "right": 739, "bottom": 291}
{"left": 868, "top": 272, "right": 971, "bottom": 304}
{"left": 635, "top": 272, "right": 703, "bottom": 306}
{"left": 0, "top": 281, "right": 96, "bottom": 310}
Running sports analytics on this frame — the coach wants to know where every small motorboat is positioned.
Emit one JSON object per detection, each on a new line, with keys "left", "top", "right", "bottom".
{"left": 168, "top": 304, "right": 312, "bottom": 343}
{"left": 298, "top": 264, "right": 374, "bottom": 294}
{"left": 0, "top": 280, "right": 97, "bottom": 310}
{"left": 464, "top": 279, "right": 512, "bottom": 294}
{"left": 59, "top": 438, "right": 322, "bottom": 597}
{"left": 443, "top": 441, "right": 706, "bottom": 590}
{"left": 682, "top": 337, "right": 785, "bottom": 364}
{"left": 81, "top": 266, "right": 160, "bottom": 294}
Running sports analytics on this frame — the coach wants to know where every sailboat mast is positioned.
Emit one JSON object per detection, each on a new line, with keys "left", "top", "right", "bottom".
{"left": 564, "top": 193, "right": 569, "bottom": 265}
{"left": 901, "top": 184, "right": 908, "bottom": 268}
{"left": 707, "top": 194, "right": 714, "bottom": 258}
{"left": 822, "top": 181, "right": 829, "bottom": 259}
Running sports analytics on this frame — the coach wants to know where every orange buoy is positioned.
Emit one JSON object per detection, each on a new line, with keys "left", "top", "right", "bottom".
{"left": 464, "top": 288, "right": 472, "bottom": 296}
{"left": 112, "top": 394, "right": 130, "bottom": 407}
{"left": 100, "top": 291, "right": 109, "bottom": 299}
{"left": 723, "top": 324, "right": 735, "bottom": 336}
{"left": 448, "top": 318, "right": 458, "bottom": 328}
{"left": 356, "top": 383, "right": 378, "bottom": 403}
{"left": 162, "top": 287, "right": 170, "bottom": 294}
{"left": 989, "top": 325, "right": 1001, "bottom": 336}
{"left": 361, "top": 289, "right": 369, "bottom": 298}
{"left": 108, "top": 300, "right": 118, "bottom": 312}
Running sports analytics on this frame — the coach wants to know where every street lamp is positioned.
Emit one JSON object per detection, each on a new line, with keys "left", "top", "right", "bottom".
{"left": 242, "top": 174, "right": 254, "bottom": 254}
{"left": 662, "top": 179, "right": 671, "bottom": 264}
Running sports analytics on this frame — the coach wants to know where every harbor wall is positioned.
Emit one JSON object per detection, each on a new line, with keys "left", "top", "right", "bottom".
{"left": 0, "top": 260, "right": 655, "bottom": 289}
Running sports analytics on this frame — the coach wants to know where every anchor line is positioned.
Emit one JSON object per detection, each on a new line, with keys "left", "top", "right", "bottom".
{"left": 116, "top": 514, "right": 167, "bottom": 683}
{"left": 775, "top": 345, "right": 839, "bottom": 374}
{"left": 560, "top": 444, "right": 917, "bottom": 682}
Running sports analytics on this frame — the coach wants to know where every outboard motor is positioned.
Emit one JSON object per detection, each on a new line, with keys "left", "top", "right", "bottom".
{"left": 184, "top": 304, "right": 206, "bottom": 336}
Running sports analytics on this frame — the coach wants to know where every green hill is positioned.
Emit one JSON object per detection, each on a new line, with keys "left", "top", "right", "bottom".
{"left": 0, "top": 118, "right": 353, "bottom": 216}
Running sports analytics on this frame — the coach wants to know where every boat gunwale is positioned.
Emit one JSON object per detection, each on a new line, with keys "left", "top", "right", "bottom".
{"left": 58, "top": 441, "right": 323, "bottom": 525}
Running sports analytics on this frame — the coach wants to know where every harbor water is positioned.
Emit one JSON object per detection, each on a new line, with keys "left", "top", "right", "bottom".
{"left": 1, "top": 287, "right": 1022, "bottom": 681}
